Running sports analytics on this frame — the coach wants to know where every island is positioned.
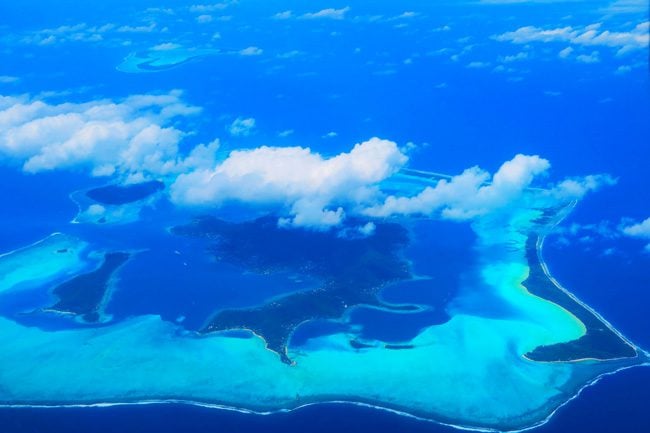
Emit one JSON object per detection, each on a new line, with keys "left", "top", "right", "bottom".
{"left": 523, "top": 207, "right": 637, "bottom": 362}
{"left": 45, "top": 252, "right": 130, "bottom": 323}
{"left": 117, "top": 48, "right": 221, "bottom": 73}
{"left": 0, "top": 181, "right": 647, "bottom": 433}
{"left": 86, "top": 181, "right": 164, "bottom": 206}
{"left": 171, "top": 216, "right": 412, "bottom": 364}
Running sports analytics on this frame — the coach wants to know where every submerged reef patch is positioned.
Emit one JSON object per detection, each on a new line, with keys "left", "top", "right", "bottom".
{"left": 117, "top": 48, "right": 220, "bottom": 73}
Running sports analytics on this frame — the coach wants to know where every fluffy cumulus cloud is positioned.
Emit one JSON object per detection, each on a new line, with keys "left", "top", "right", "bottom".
{"left": 171, "top": 144, "right": 613, "bottom": 229}
{"left": 621, "top": 217, "right": 650, "bottom": 252}
{"left": 365, "top": 156, "right": 616, "bottom": 220}
{"left": 301, "top": 7, "right": 350, "bottom": 20}
{"left": 622, "top": 218, "right": 650, "bottom": 238}
{"left": 274, "top": 7, "right": 351, "bottom": 20}
{"left": 228, "top": 117, "right": 256, "bottom": 136}
{"left": 547, "top": 174, "right": 617, "bottom": 200}
{"left": 170, "top": 138, "right": 408, "bottom": 229}
{"left": 603, "top": 0, "right": 648, "bottom": 14}
{"left": 239, "top": 46, "right": 263, "bottom": 56}
{"left": 0, "top": 91, "right": 218, "bottom": 180}
{"left": 365, "top": 154, "right": 550, "bottom": 219}
{"left": 0, "top": 92, "right": 619, "bottom": 231}
{"left": 494, "top": 21, "right": 649, "bottom": 56}
{"left": 189, "top": 3, "right": 233, "bottom": 13}
{"left": 196, "top": 14, "right": 213, "bottom": 23}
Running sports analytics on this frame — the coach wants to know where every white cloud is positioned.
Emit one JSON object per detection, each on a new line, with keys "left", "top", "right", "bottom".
{"left": 602, "top": 0, "right": 648, "bottom": 14}
{"left": 279, "top": 201, "right": 345, "bottom": 229}
{"left": 501, "top": 51, "right": 528, "bottom": 62}
{"left": 301, "top": 7, "right": 350, "bottom": 20}
{"left": 277, "top": 50, "right": 304, "bottom": 59}
{"left": 170, "top": 137, "right": 408, "bottom": 229}
{"left": 493, "top": 65, "right": 513, "bottom": 74}
{"left": 239, "top": 46, "right": 263, "bottom": 56}
{"left": 228, "top": 117, "right": 256, "bottom": 136}
{"left": 0, "top": 89, "right": 621, "bottom": 233}
{"left": 196, "top": 14, "right": 213, "bottom": 23}
{"left": 278, "top": 129, "right": 294, "bottom": 137}
{"left": 0, "top": 91, "right": 216, "bottom": 179}
{"left": 545, "top": 174, "right": 617, "bottom": 200}
{"left": 467, "top": 61, "right": 490, "bottom": 69}
{"left": 272, "top": 7, "right": 351, "bottom": 21}
{"left": 117, "top": 23, "right": 157, "bottom": 33}
{"left": 145, "top": 7, "right": 175, "bottom": 15}
{"left": 494, "top": 21, "right": 649, "bottom": 55}
{"left": 189, "top": 3, "right": 232, "bottom": 13}
{"left": 87, "top": 204, "right": 106, "bottom": 216}
{"left": 151, "top": 42, "right": 181, "bottom": 51}
{"left": 358, "top": 221, "right": 376, "bottom": 236}
{"left": 622, "top": 217, "right": 650, "bottom": 252}
{"left": 364, "top": 154, "right": 551, "bottom": 220}
{"left": 17, "top": 20, "right": 171, "bottom": 48}
{"left": 558, "top": 46, "right": 574, "bottom": 58}
{"left": 622, "top": 218, "right": 650, "bottom": 239}
{"left": 576, "top": 50, "right": 600, "bottom": 63}
{"left": 335, "top": 221, "right": 377, "bottom": 239}
{"left": 273, "top": 10, "right": 293, "bottom": 19}
{"left": 397, "top": 11, "right": 418, "bottom": 19}
{"left": 21, "top": 23, "right": 113, "bottom": 45}
{"left": 363, "top": 159, "right": 614, "bottom": 222}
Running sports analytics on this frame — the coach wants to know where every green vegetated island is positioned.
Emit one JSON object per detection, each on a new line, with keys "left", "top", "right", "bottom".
{"left": 172, "top": 216, "right": 411, "bottom": 364}
{"left": 45, "top": 252, "right": 130, "bottom": 323}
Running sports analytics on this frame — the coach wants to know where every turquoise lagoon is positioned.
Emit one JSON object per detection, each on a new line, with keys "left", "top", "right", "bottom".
{"left": 117, "top": 46, "right": 221, "bottom": 73}
{"left": 0, "top": 173, "right": 647, "bottom": 433}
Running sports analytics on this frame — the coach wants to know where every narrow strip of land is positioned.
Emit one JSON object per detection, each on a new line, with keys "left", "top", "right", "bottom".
{"left": 523, "top": 208, "right": 637, "bottom": 362}
{"left": 47, "top": 252, "right": 130, "bottom": 323}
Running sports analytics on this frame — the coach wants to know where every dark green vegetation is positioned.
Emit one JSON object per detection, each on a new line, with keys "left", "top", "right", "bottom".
{"left": 384, "top": 344, "right": 415, "bottom": 350}
{"left": 48, "top": 252, "right": 130, "bottom": 322}
{"left": 172, "top": 216, "right": 412, "bottom": 364}
{"left": 349, "top": 339, "right": 374, "bottom": 349}
{"left": 86, "top": 181, "right": 164, "bottom": 205}
{"left": 524, "top": 230, "right": 637, "bottom": 362}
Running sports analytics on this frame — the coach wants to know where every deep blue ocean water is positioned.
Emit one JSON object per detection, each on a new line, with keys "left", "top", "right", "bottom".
{"left": 1, "top": 0, "right": 648, "bottom": 431}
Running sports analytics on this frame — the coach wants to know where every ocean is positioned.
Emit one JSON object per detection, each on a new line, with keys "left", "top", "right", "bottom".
{"left": 0, "top": 0, "right": 648, "bottom": 431}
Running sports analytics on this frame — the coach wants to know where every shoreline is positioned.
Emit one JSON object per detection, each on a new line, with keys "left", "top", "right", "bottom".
{"left": 1, "top": 201, "right": 648, "bottom": 431}
{"left": 0, "top": 360, "right": 648, "bottom": 433}
{"left": 524, "top": 201, "right": 645, "bottom": 363}
{"left": 0, "top": 232, "right": 65, "bottom": 259}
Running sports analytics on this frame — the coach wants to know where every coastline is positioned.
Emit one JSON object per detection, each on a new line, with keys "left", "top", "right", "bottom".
{"left": 0, "top": 232, "right": 65, "bottom": 259}
{"left": 0, "top": 358, "right": 648, "bottom": 433}
{"left": 0, "top": 197, "right": 648, "bottom": 432}
{"left": 522, "top": 201, "right": 644, "bottom": 363}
